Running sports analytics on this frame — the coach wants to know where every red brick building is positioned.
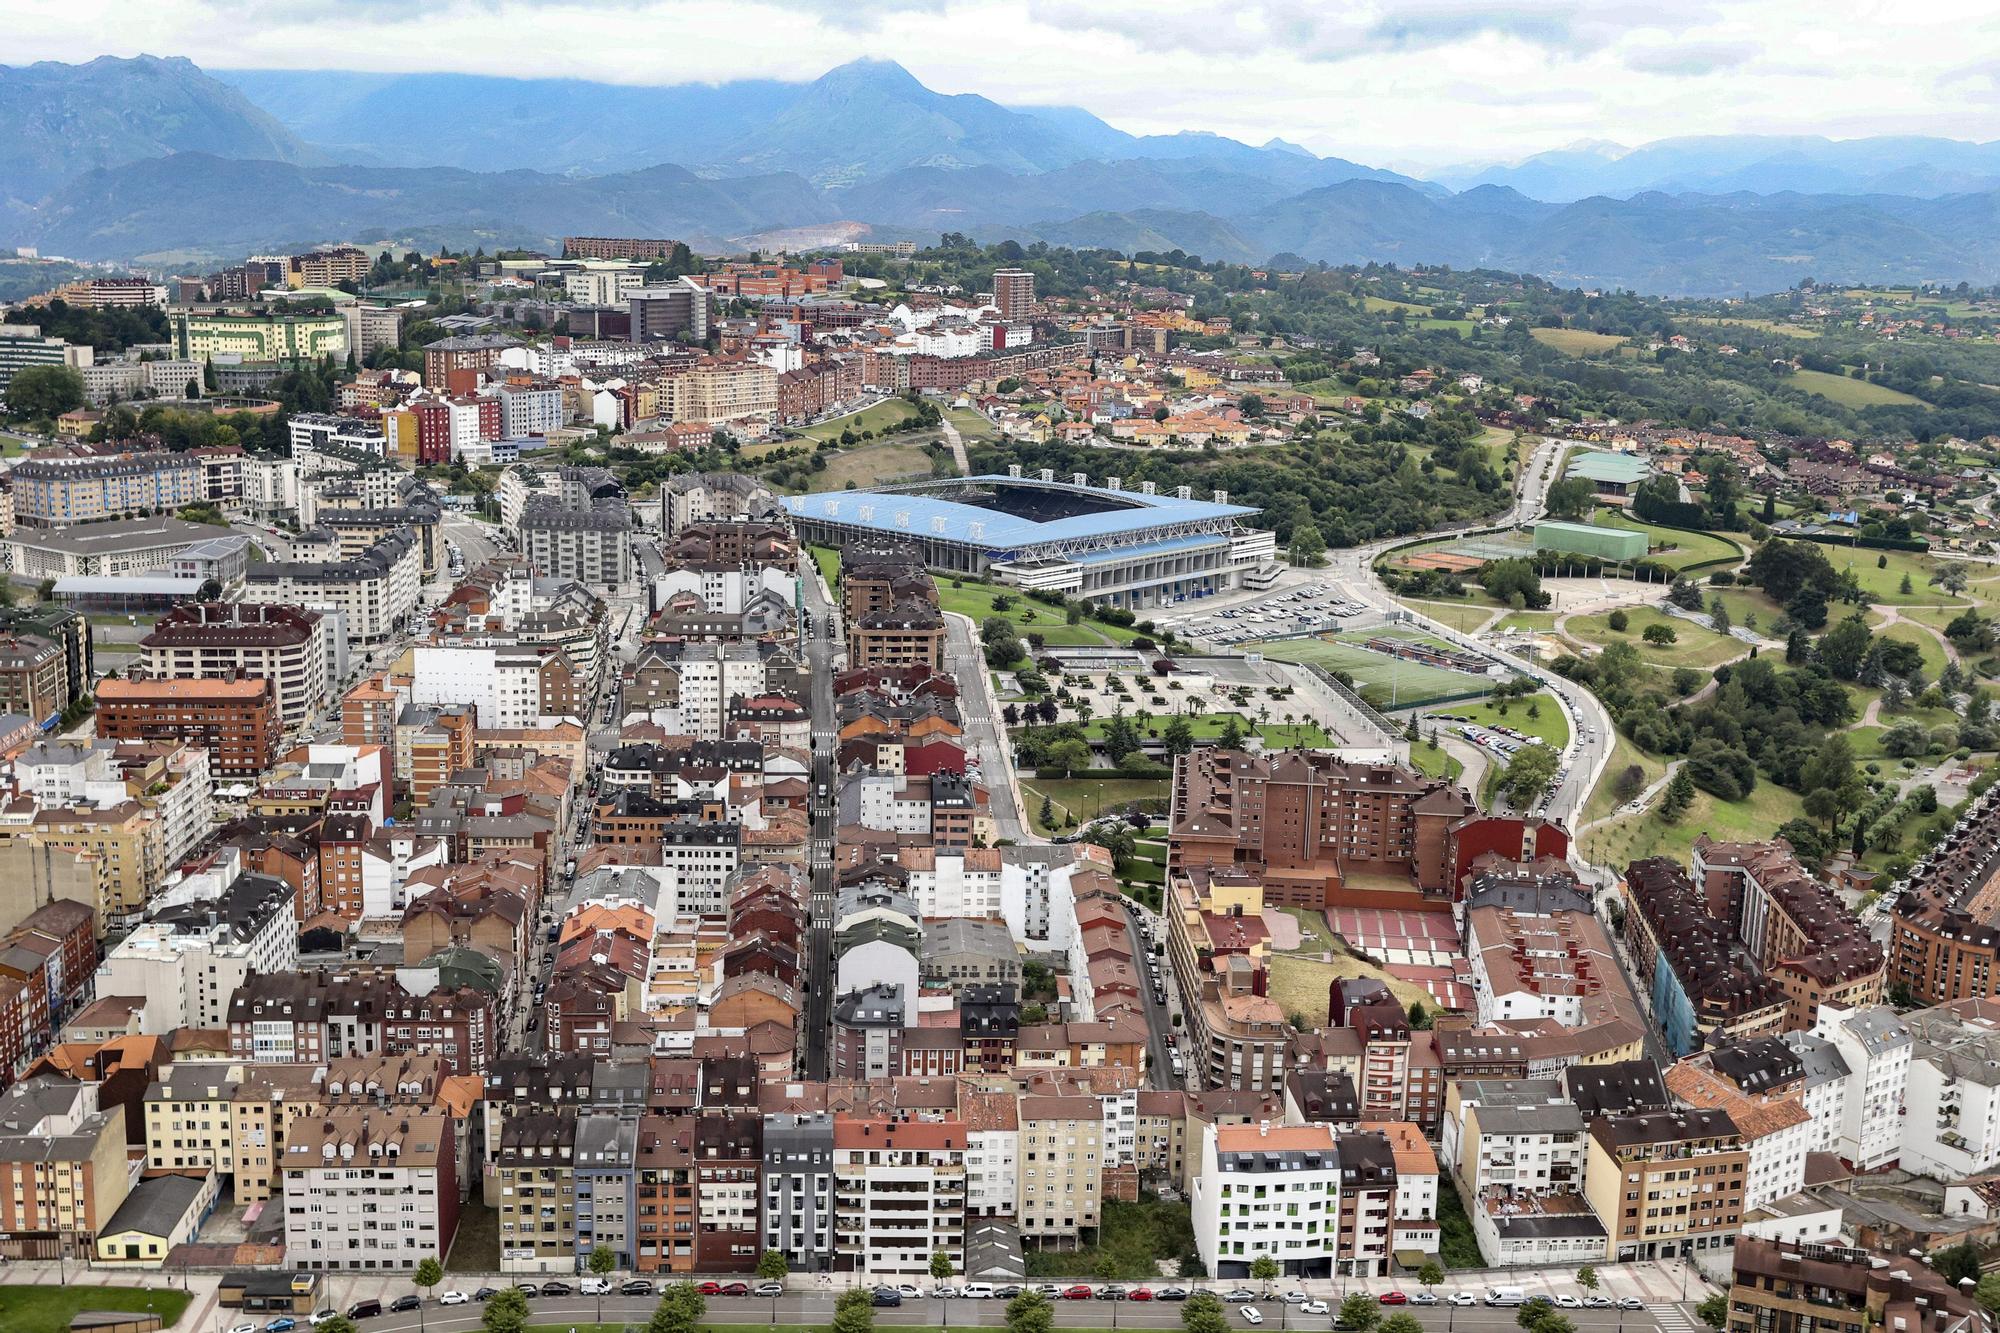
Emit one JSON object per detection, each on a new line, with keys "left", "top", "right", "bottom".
{"left": 95, "top": 676, "right": 279, "bottom": 777}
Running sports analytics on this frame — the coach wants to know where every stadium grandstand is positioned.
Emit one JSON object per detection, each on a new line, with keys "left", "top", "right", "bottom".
{"left": 785, "top": 467, "right": 1277, "bottom": 610}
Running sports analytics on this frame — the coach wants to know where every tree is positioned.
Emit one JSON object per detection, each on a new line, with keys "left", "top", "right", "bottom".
{"left": 931, "top": 1249, "right": 955, "bottom": 1286}
{"left": 4, "top": 364, "right": 84, "bottom": 419}
{"left": 1482, "top": 558, "right": 1546, "bottom": 609}
{"left": 1544, "top": 477, "right": 1595, "bottom": 520}
{"left": 1933, "top": 1242, "right": 1982, "bottom": 1286}
{"left": 1667, "top": 577, "right": 1706, "bottom": 611}
{"left": 1660, "top": 766, "right": 1696, "bottom": 822}
{"left": 482, "top": 1290, "right": 529, "bottom": 1333}
{"left": 1517, "top": 1300, "right": 1556, "bottom": 1332}
{"left": 588, "top": 1245, "right": 616, "bottom": 1322}
{"left": 1217, "top": 716, "right": 1248, "bottom": 749}
{"left": 831, "top": 1287, "right": 874, "bottom": 1333}
{"left": 414, "top": 1256, "right": 443, "bottom": 1311}
{"left": 1418, "top": 1261, "right": 1445, "bottom": 1290}
{"left": 1611, "top": 765, "right": 1646, "bottom": 802}
{"left": 1046, "top": 738, "right": 1092, "bottom": 777}
{"left": 1708, "top": 597, "right": 1732, "bottom": 634}
{"left": 649, "top": 1283, "right": 707, "bottom": 1333}
{"left": 1163, "top": 715, "right": 1196, "bottom": 756}
{"left": 1696, "top": 1295, "right": 1730, "bottom": 1330}
{"left": 1642, "top": 622, "right": 1678, "bottom": 645}
{"left": 1498, "top": 744, "right": 1559, "bottom": 807}
{"left": 1380, "top": 1317, "right": 1425, "bottom": 1333}
{"left": 1408, "top": 1000, "right": 1432, "bottom": 1029}
{"left": 1287, "top": 522, "right": 1327, "bottom": 567}
{"left": 1336, "top": 1293, "right": 1380, "bottom": 1333}
{"left": 1037, "top": 793, "right": 1055, "bottom": 828}
{"left": 1250, "top": 1255, "right": 1280, "bottom": 1287}
{"left": 318, "top": 1320, "right": 360, "bottom": 1333}
{"left": 1815, "top": 613, "right": 1873, "bottom": 680}
{"left": 1973, "top": 1272, "right": 2000, "bottom": 1314}
{"left": 1576, "top": 1266, "right": 1598, "bottom": 1292}
{"left": 1607, "top": 609, "right": 1629, "bottom": 632}
{"left": 1008, "top": 1290, "right": 1056, "bottom": 1333}
{"left": 757, "top": 1249, "right": 789, "bottom": 1282}
{"left": 1183, "top": 1292, "right": 1232, "bottom": 1333}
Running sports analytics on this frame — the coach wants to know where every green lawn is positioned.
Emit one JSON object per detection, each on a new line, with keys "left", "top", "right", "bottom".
{"left": 1269, "top": 946, "right": 1438, "bottom": 1025}
{"left": 1494, "top": 611, "right": 1559, "bottom": 632}
{"left": 1581, "top": 733, "right": 1669, "bottom": 827}
{"left": 1363, "top": 295, "right": 1433, "bottom": 315}
{"left": 794, "top": 396, "right": 925, "bottom": 443}
{"left": 1881, "top": 620, "right": 1950, "bottom": 678}
{"left": 0, "top": 1285, "right": 193, "bottom": 1333}
{"left": 1897, "top": 602, "right": 1980, "bottom": 632}
{"left": 1790, "top": 367, "right": 1930, "bottom": 409}
{"left": 809, "top": 544, "right": 840, "bottom": 590}
{"left": 1435, "top": 691, "right": 1571, "bottom": 749}
{"left": 945, "top": 405, "right": 998, "bottom": 442}
{"left": 1063, "top": 711, "right": 1332, "bottom": 748}
{"left": 1529, "top": 327, "right": 1629, "bottom": 355}
{"left": 1260, "top": 635, "right": 1490, "bottom": 709}
{"left": 1391, "top": 597, "right": 1495, "bottom": 634}
{"left": 1590, "top": 511, "right": 1745, "bottom": 569}
{"left": 1409, "top": 740, "right": 1465, "bottom": 782}
{"left": 935, "top": 581, "right": 1144, "bottom": 648}
{"left": 1566, "top": 606, "right": 1743, "bottom": 669}
{"left": 1582, "top": 778, "right": 1805, "bottom": 869}
{"left": 1826, "top": 548, "right": 1972, "bottom": 604}
{"left": 1703, "top": 586, "right": 1786, "bottom": 635}
{"left": 1021, "top": 777, "right": 1170, "bottom": 834}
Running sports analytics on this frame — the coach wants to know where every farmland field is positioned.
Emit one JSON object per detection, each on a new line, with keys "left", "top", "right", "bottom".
{"left": 1530, "top": 327, "right": 1629, "bottom": 355}
{"left": 1789, "top": 368, "right": 1929, "bottom": 409}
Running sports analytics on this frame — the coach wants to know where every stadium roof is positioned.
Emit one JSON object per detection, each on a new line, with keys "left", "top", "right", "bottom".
{"left": 784, "top": 475, "right": 1257, "bottom": 549}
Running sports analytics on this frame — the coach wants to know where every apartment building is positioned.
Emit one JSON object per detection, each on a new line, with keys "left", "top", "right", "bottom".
{"left": 422, "top": 334, "right": 517, "bottom": 392}
{"left": 961, "top": 1089, "right": 1020, "bottom": 1220}
{"left": 1663, "top": 1055, "right": 1812, "bottom": 1211}
{"left": 831, "top": 1115, "right": 965, "bottom": 1275}
{"left": 1812, "top": 1005, "right": 1909, "bottom": 1170}
{"left": 761, "top": 1111, "right": 834, "bottom": 1273}
{"left": 281, "top": 1110, "right": 459, "bottom": 1270}
{"left": 1162, "top": 863, "right": 1289, "bottom": 1093}
{"left": 1192, "top": 1121, "right": 1344, "bottom": 1279}
{"left": 1622, "top": 857, "right": 1788, "bottom": 1056}
{"left": 1896, "top": 999, "right": 2000, "bottom": 1179}
{"left": 96, "top": 870, "right": 297, "bottom": 1031}
{"left": 0, "top": 1095, "right": 130, "bottom": 1260}
{"left": 1015, "top": 1095, "right": 1103, "bottom": 1242}
{"left": 992, "top": 268, "right": 1036, "bottom": 322}
{"left": 242, "top": 530, "right": 422, "bottom": 644}
{"left": 171, "top": 310, "right": 347, "bottom": 363}
{"left": 10, "top": 450, "right": 203, "bottom": 526}
{"left": 95, "top": 676, "right": 280, "bottom": 777}
{"left": 0, "top": 632, "right": 69, "bottom": 721}
{"left": 848, "top": 600, "right": 946, "bottom": 672}
{"left": 566, "top": 236, "right": 679, "bottom": 260}
{"left": 1724, "top": 1238, "right": 1986, "bottom": 1333}
{"left": 1887, "top": 784, "right": 2000, "bottom": 1002}
{"left": 495, "top": 1111, "right": 576, "bottom": 1272}
{"left": 521, "top": 470, "right": 634, "bottom": 590}
{"left": 140, "top": 603, "right": 333, "bottom": 732}
{"left": 1692, "top": 836, "right": 1883, "bottom": 1031}
{"left": 1582, "top": 1109, "right": 1748, "bottom": 1261}
{"left": 30, "top": 800, "right": 161, "bottom": 925}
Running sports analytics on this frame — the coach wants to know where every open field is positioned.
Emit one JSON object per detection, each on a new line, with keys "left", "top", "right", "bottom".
{"left": 1391, "top": 596, "right": 1496, "bottom": 633}
{"left": 1591, "top": 511, "right": 1745, "bottom": 569}
{"left": 1494, "top": 610, "right": 1559, "bottom": 632}
{"left": 1066, "top": 711, "right": 1332, "bottom": 748}
{"left": 1582, "top": 778, "right": 1804, "bottom": 868}
{"left": 1565, "top": 605, "right": 1744, "bottom": 669}
{"left": 946, "top": 405, "right": 999, "bottom": 443}
{"left": 1790, "top": 367, "right": 1930, "bottom": 409}
{"left": 811, "top": 440, "right": 939, "bottom": 491}
{"left": 1702, "top": 585, "right": 1785, "bottom": 632}
{"left": 1363, "top": 295, "right": 1432, "bottom": 314}
{"left": 1433, "top": 691, "right": 1571, "bottom": 749}
{"left": 935, "top": 582, "right": 1143, "bottom": 647}
{"left": 1530, "top": 327, "right": 1628, "bottom": 355}
{"left": 1881, "top": 620, "right": 1951, "bottom": 678}
{"left": 1685, "top": 316, "right": 1821, "bottom": 339}
{"left": 3, "top": 1286, "right": 193, "bottom": 1333}
{"left": 1827, "top": 547, "right": 1972, "bottom": 604}
{"left": 1268, "top": 922, "right": 1438, "bottom": 1023}
{"left": 809, "top": 544, "right": 839, "bottom": 590}
{"left": 1581, "top": 733, "right": 1670, "bottom": 827}
{"left": 794, "top": 396, "right": 925, "bottom": 443}
{"left": 1409, "top": 740, "right": 1465, "bottom": 782}
{"left": 1022, "top": 777, "right": 1169, "bottom": 834}
{"left": 1259, "top": 635, "right": 1491, "bottom": 709}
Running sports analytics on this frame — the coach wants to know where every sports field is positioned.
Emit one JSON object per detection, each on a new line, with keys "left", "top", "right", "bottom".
{"left": 1259, "top": 634, "right": 1490, "bottom": 708}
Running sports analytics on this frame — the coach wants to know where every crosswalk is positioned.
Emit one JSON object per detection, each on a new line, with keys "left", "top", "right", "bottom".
{"left": 1652, "top": 1303, "right": 1695, "bottom": 1333}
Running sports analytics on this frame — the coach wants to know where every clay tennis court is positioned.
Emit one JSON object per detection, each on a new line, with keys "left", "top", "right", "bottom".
{"left": 1398, "top": 551, "right": 1487, "bottom": 572}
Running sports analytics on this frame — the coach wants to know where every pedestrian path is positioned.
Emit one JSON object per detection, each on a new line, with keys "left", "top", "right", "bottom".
{"left": 1652, "top": 1302, "right": 1697, "bottom": 1333}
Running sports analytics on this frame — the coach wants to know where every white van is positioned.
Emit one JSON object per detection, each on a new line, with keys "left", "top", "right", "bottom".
{"left": 580, "top": 1279, "right": 613, "bottom": 1295}
{"left": 1485, "top": 1288, "right": 1527, "bottom": 1307}
{"left": 961, "top": 1284, "right": 995, "bottom": 1299}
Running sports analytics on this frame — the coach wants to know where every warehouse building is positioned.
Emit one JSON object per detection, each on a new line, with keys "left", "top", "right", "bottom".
{"left": 1532, "top": 521, "right": 1648, "bottom": 563}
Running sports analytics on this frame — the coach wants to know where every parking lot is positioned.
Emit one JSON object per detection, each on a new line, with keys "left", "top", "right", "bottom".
{"left": 1428, "top": 712, "right": 1572, "bottom": 814}
{"left": 1171, "top": 586, "right": 1372, "bottom": 646}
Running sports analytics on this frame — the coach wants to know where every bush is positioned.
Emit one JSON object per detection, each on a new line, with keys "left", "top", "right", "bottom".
{"left": 1607, "top": 609, "right": 1629, "bottom": 632}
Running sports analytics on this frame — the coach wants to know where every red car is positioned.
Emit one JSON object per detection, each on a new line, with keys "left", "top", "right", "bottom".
{"left": 698, "top": 1283, "right": 722, "bottom": 1296}
{"left": 1130, "top": 1290, "right": 1155, "bottom": 1302}
{"left": 1378, "top": 1293, "right": 1409, "bottom": 1306}
{"left": 719, "top": 1284, "right": 750, "bottom": 1297}
{"left": 1064, "top": 1286, "right": 1095, "bottom": 1300}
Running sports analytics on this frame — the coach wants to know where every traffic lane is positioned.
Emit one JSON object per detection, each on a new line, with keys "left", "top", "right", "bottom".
{"left": 339, "top": 1294, "right": 1671, "bottom": 1333}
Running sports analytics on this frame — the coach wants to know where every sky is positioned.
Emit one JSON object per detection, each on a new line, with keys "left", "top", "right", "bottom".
{"left": 8, "top": 0, "right": 2000, "bottom": 170}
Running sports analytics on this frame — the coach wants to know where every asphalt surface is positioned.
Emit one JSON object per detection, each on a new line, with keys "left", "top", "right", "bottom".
{"left": 940, "top": 611, "right": 1027, "bottom": 842}
{"left": 799, "top": 548, "right": 839, "bottom": 1080}
{"left": 306, "top": 1294, "right": 1675, "bottom": 1333}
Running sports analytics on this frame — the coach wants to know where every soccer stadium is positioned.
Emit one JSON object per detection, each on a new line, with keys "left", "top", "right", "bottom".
{"left": 785, "top": 467, "right": 1277, "bottom": 609}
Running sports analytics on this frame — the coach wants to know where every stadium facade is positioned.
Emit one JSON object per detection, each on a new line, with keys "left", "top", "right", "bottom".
{"left": 785, "top": 468, "right": 1277, "bottom": 610}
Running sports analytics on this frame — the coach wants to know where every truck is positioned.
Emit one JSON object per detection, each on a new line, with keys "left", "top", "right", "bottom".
{"left": 1485, "top": 1289, "right": 1527, "bottom": 1307}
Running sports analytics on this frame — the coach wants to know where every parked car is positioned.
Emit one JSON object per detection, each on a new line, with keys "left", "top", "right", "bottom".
{"left": 1064, "top": 1285, "right": 1095, "bottom": 1300}
{"left": 1097, "top": 1286, "right": 1129, "bottom": 1301}
{"left": 1156, "top": 1288, "right": 1190, "bottom": 1302}
{"left": 265, "top": 1321, "right": 297, "bottom": 1332}
{"left": 1410, "top": 1293, "right": 1438, "bottom": 1306}
{"left": 1584, "top": 1297, "right": 1614, "bottom": 1309}
{"left": 1034, "top": 1285, "right": 1064, "bottom": 1300}
{"left": 1130, "top": 1289, "right": 1155, "bottom": 1302}
{"left": 1447, "top": 1293, "right": 1477, "bottom": 1307}
{"left": 1302, "top": 1301, "right": 1329, "bottom": 1316}
{"left": 698, "top": 1283, "right": 723, "bottom": 1296}
{"left": 345, "top": 1303, "right": 382, "bottom": 1322}
{"left": 872, "top": 1290, "right": 902, "bottom": 1308}
{"left": 624, "top": 1281, "right": 657, "bottom": 1296}
{"left": 580, "top": 1281, "right": 611, "bottom": 1297}
{"left": 1379, "top": 1292, "right": 1409, "bottom": 1306}
{"left": 1282, "top": 1292, "right": 1310, "bottom": 1306}
{"left": 231, "top": 1323, "right": 261, "bottom": 1333}
{"left": 719, "top": 1283, "right": 750, "bottom": 1297}
{"left": 438, "top": 1292, "right": 470, "bottom": 1306}
{"left": 388, "top": 1298, "right": 422, "bottom": 1314}
{"left": 749, "top": 1282, "right": 780, "bottom": 1298}
{"left": 473, "top": 1290, "right": 498, "bottom": 1302}
{"left": 1241, "top": 1307, "right": 1264, "bottom": 1325}
{"left": 1618, "top": 1299, "right": 1647, "bottom": 1311}
{"left": 895, "top": 1285, "right": 920, "bottom": 1300}
{"left": 308, "top": 1313, "right": 339, "bottom": 1329}
{"left": 1554, "top": 1296, "right": 1582, "bottom": 1309}
{"left": 993, "top": 1286, "right": 1024, "bottom": 1300}
{"left": 539, "top": 1282, "right": 572, "bottom": 1298}
{"left": 1224, "top": 1289, "right": 1260, "bottom": 1302}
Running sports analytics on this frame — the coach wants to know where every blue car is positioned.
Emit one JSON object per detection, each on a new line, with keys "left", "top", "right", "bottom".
{"left": 267, "top": 1321, "right": 298, "bottom": 1332}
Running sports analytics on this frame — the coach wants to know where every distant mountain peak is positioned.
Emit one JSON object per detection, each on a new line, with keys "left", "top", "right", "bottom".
{"left": 810, "top": 58, "right": 925, "bottom": 94}
{"left": 1261, "top": 137, "right": 1314, "bottom": 157}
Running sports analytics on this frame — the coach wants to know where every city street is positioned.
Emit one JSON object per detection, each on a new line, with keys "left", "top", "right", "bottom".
{"left": 940, "top": 611, "right": 1028, "bottom": 842}
{"left": 798, "top": 546, "right": 840, "bottom": 1079}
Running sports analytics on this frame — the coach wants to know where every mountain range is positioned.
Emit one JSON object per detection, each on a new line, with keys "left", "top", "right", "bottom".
{"left": 8, "top": 54, "right": 2000, "bottom": 296}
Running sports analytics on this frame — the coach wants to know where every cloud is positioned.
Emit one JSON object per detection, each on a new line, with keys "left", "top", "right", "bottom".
{"left": 8, "top": 0, "right": 2000, "bottom": 170}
